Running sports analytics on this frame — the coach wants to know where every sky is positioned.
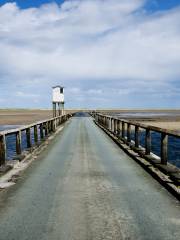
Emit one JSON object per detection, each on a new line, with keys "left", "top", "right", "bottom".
{"left": 0, "top": 0, "right": 180, "bottom": 109}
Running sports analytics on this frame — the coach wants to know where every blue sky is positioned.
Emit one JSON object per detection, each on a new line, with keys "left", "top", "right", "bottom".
{"left": 145, "top": 0, "right": 180, "bottom": 11}
{"left": 0, "top": 0, "right": 180, "bottom": 10}
{"left": 0, "top": 0, "right": 65, "bottom": 8}
{"left": 0, "top": 0, "right": 180, "bottom": 109}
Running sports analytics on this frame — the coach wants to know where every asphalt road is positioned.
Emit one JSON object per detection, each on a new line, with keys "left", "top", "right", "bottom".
{"left": 0, "top": 115, "right": 179, "bottom": 240}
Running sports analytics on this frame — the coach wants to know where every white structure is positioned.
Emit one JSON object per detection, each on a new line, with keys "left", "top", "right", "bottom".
{"left": 52, "top": 86, "right": 64, "bottom": 103}
{"left": 52, "top": 86, "right": 65, "bottom": 117}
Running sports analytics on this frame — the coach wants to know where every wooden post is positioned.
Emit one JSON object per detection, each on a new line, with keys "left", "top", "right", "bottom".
{"left": 47, "top": 121, "right": 50, "bottom": 133}
{"left": 104, "top": 116, "right": 106, "bottom": 127}
{"left": 16, "top": 131, "right": 22, "bottom": 155}
{"left": 50, "top": 120, "right": 52, "bottom": 132}
{"left": 53, "top": 103, "right": 55, "bottom": 117}
{"left": 55, "top": 118, "right": 57, "bottom": 129}
{"left": 34, "top": 125, "right": 38, "bottom": 144}
{"left": 40, "top": 124, "right": 44, "bottom": 140}
{"left": 113, "top": 119, "right": 115, "bottom": 133}
{"left": 114, "top": 119, "right": 117, "bottom": 134}
{"left": 58, "top": 116, "right": 60, "bottom": 126}
{"left": 26, "top": 128, "right": 31, "bottom": 148}
{"left": 135, "top": 126, "right": 140, "bottom": 148}
{"left": 45, "top": 122, "right": 48, "bottom": 136}
{"left": 117, "top": 120, "right": 121, "bottom": 136}
{"left": 53, "top": 120, "right": 56, "bottom": 132}
{"left": 111, "top": 118, "right": 113, "bottom": 132}
{"left": 122, "top": 121, "right": 125, "bottom": 139}
{"left": 49, "top": 121, "right": 52, "bottom": 132}
{"left": 145, "top": 129, "right": 151, "bottom": 155}
{"left": 127, "top": 123, "right": 131, "bottom": 143}
{"left": 54, "top": 103, "right": 57, "bottom": 117}
{"left": 0, "top": 135, "right": 6, "bottom": 165}
{"left": 58, "top": 103, "right": 61, "bottom": 116}
{"left": 161, "top": 133, "right": 168, "bottom": 165}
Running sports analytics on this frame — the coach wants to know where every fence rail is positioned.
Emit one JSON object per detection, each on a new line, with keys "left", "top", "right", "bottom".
{"left": 92, "top": 113, "right": 180, "bottom": 167}
{"left": 0, "top": 114, "right": 72, "bottom": 166}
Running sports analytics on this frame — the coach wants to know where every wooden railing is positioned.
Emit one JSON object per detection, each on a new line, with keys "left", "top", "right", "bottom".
{"left": 92, "top": 113, "right": 180, "bottom": 167}
{"left": 0, "top": 114, "right": 72, "bottom": 166}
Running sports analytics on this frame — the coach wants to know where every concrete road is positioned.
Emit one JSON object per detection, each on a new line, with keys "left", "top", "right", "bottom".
{"left": 0, "top": 115, "right": 179, "bottom": 240}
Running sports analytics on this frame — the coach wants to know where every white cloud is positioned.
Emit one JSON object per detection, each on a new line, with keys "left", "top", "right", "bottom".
{"left": 15, "top": 91, "right": 40, "bottom": 98}
{"left": 0, "top": 0, "right": 180, "bottom": 108}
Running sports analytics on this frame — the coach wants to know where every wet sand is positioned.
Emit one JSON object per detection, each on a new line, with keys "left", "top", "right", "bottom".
{"left": 105, "top": 110, "right": 180, "bottom": 131}
{"left": 0, "top": 109, "right": 53, "bottom": 125}
{"left": 0, "top": 109, "right": 180, "bottom": 131}
{"left": 139, "top": 121, "right": 180, "bottom": 131}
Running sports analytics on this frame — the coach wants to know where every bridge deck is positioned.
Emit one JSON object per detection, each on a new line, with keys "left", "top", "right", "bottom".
{"left": 0, "top": 115, "right": 179, "bottom": 240}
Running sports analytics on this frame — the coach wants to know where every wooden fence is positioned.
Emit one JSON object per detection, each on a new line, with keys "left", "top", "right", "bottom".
{"left": 93, "top": 113, "right": 180, "bottom": 167}
{"left": 0, "top": 114, "right": 71, "bottom": 166}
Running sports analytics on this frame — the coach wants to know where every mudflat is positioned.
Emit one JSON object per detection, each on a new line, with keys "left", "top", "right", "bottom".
{"left": 0, "top": 109, "right": 180, "bottom": 131}
{"left": 139, "top": 121, "right": 180, "bottom": 131}
{"left": 106, "top": 109, "right": 180, "bottom": 131}
{"left": 0, "top": 109, "right": 53, "bottom": 125}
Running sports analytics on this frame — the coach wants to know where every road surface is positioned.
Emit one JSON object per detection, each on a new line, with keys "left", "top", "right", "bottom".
{"left": 0, "top": 114, "right": 179, "bottom": 240}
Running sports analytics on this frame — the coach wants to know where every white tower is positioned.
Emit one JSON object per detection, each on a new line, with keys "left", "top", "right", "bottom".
{"left": 52, "top": 86, "right": 65, "bottom": 117}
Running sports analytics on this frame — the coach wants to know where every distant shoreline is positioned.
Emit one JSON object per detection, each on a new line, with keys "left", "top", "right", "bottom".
{"left": 0, "top": 109, "right": 180, "bottom": 130}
